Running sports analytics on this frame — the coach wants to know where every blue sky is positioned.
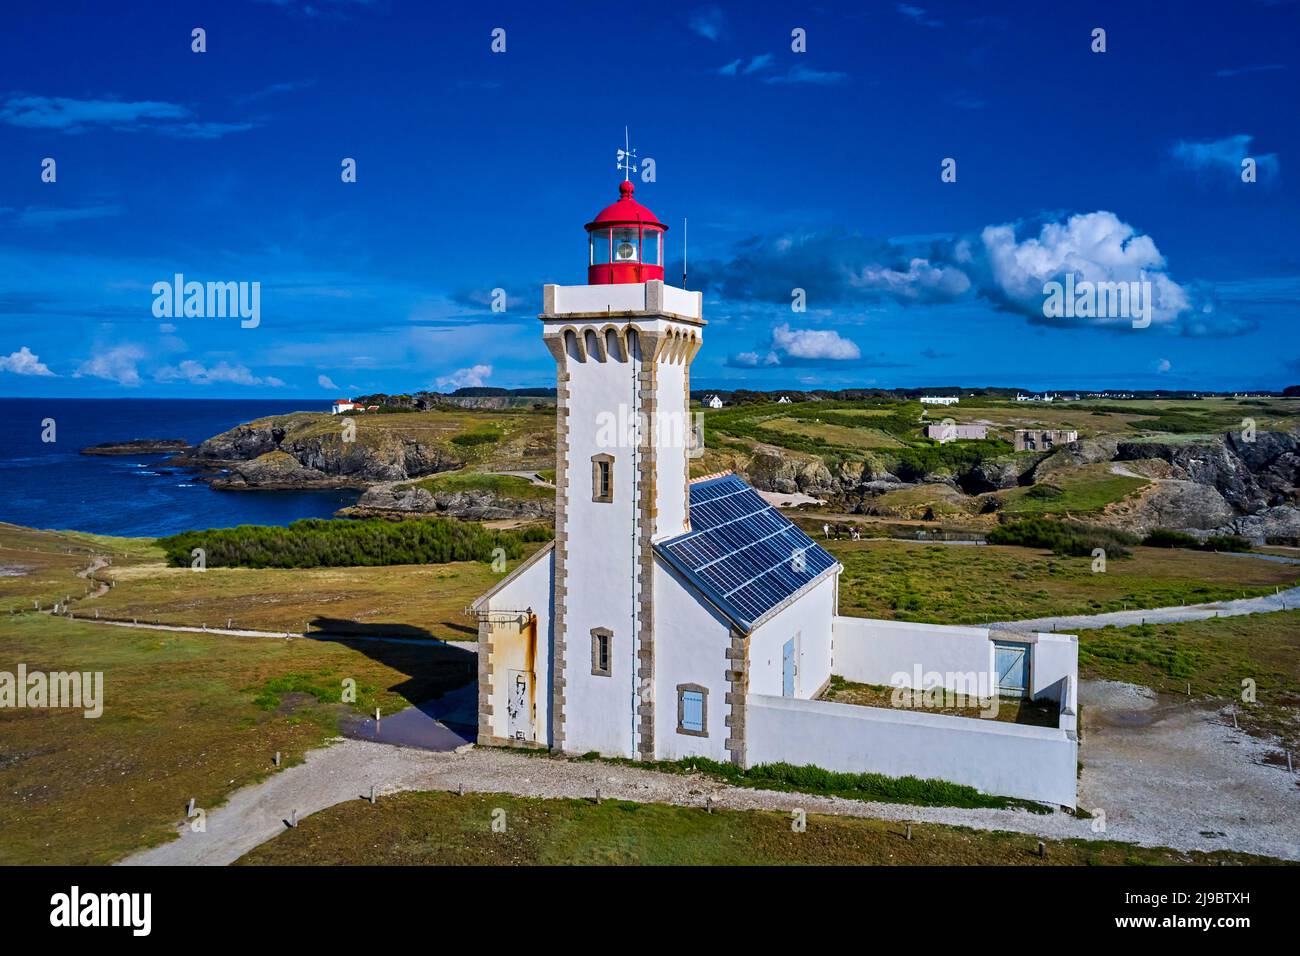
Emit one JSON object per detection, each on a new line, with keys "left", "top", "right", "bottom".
{"left": 1, "top": 0, "right": 1297, "bottom": 397}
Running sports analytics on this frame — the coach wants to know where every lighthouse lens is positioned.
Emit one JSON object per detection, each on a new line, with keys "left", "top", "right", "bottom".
{"left": 616, "top": 241, "right": 637, "bottom": 261}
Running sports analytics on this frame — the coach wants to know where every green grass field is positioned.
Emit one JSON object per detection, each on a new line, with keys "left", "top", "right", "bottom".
{"left": 235, "top": 791, "right": 1283, "bottom": 866}
{"left": 0, "top": 522, "right": 159, "bottom": 613}
{"left": 762, "top": 416, "right": 906, "bottom": 450}
{"left": 1078, "top": 610, "right": 1300, "bottom": 752}
{"left": 998, "top": 463, "right": 1150, "bottom": 516}
{"left": 831, "top": 540, "right": 1299, "bottom": 624}
{"left": 0, "top": 614, "right": 474, "bottom": 865}
{"left": 0, "top": 519, "right": 531, "bottom": 639}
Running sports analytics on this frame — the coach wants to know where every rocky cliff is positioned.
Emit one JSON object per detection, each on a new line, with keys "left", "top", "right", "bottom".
{"left": 180, "top": 415, "right": 463, "bottom": 488}
{"left": 727, "top": 430, "right": 1298, "bottom": 538}
{"left": 1115, "top": 433, "right": 1299, "bottom": 513}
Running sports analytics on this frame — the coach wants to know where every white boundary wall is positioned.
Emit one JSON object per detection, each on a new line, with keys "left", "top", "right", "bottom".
{"left": 832, "top": 617, "right": 1078, "bottom": 719}
{"left": 740, "top": 615, "right": 1082, "bottom": 807}
{"left": 746, "top": 693, "right": 1078, "bottom": 807}
{"left": 834, "top": 618, "right": 994, "bottom": 690}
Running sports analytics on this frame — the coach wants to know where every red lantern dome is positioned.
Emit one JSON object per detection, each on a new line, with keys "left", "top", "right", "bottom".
{"left": 585, "top": 180, "right": 667, "bottom": 285}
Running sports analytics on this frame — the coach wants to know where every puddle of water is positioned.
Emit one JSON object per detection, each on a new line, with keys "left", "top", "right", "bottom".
{"left": 340, "top": 693, "right": 475, "bottom": 752}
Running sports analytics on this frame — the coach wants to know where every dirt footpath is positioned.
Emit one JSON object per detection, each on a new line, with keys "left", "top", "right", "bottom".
{"left": 1077, "top": 680, "right": 1298, "bottom": 861}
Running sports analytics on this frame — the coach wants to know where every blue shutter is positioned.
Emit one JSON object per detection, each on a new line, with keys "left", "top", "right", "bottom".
{"left": 681, "top": 690, "right": 704, "bottom": 732}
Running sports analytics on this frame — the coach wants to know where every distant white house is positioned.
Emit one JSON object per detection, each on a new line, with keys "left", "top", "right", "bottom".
{"left": 705, "top": 394, "right": 724, "bottom": 409}
{"left": 331, "top": 399, "right": 360, "bottom": 415}
{"left": 776, "top": 395, "right": 791, "bottom": 404}
{"left": 919, "top": 395, "right": 959, "bottom": 406}
{"left": 926, "top": 422, "right": 987, "bottom": 443}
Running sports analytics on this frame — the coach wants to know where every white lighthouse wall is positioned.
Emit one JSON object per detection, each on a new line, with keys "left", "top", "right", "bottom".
{"left": 559, "top": 334, "right": 641, "bottom": 757}
{"left": 653, "top": 354, "right": 690, "bottom": 540}
{"left": 651, "top": 560, "right": 733, "bottom": 762}
{"left": 748, "top": 572, "right": 838, "bottom": 700}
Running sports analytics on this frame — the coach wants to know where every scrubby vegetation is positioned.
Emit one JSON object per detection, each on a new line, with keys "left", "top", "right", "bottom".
{"left": 450, "top": 430, "right": 501, "bottom": 447}
{"left": 158, "top": 517, "right": 551, "bottom": 569}
{"left": 575, "top": 754, "right": 1045, "bottom": 812}
{"left": 1142, "top": 528, "right": 1252, "bottom": 552}
{"left": 987, "top": 517, "right": 1139, "bottom": 558}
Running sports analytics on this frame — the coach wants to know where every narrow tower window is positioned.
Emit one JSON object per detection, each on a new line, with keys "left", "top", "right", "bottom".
{"left": 591, "top": 627, "right": 612, "bottom": 677}
{"left": 591, "top": 453, "right": 614, "bottom": 503}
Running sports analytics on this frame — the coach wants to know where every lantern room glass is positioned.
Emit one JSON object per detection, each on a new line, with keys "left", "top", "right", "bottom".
{"left": 590, "top": 226, "right": 663, "bottom": 267}
{"left": 641, "top": 229, "right": 662, "bottom": 266}
{"left": 590, "top": 229, "right": 611, "bottom": 265}
{"left": 612, "top": 228, "right": 639, "bottom": 262}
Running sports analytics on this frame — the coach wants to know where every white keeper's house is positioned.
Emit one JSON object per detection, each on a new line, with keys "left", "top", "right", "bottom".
{"left": 472, "top": 178, "right": 1080, "bottom": 808}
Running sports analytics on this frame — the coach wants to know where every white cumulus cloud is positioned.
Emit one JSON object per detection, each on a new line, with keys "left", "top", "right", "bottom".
{"left": 771, "top": 323, "right": 861, "bottom": 361}
{"left": 155, "top": 360, "right": 284, "bottom": 387}
{"left": 980, "top": 211, "right": 1191, "bottom": 329}
{"left": 849, "top": 257, "right": 970, "bottom": 302}
{"left": 317, "top": 373, "right": 338, "bottom": 390}
{"left": 0, "top": 346, "right": 55, "bottom": 376}
{"left": 730, "top": 324, "right": 860, "bottom": 367}
{"left": 75, "top": 344, "right": 145, "bottom": 386}
{"left": 436, "top": 364, "right": 492, "bottom": 390}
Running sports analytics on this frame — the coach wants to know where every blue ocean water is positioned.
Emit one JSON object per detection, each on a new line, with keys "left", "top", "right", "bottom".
{"left": 0, "top": 398, "right": 360, "bottom": 537}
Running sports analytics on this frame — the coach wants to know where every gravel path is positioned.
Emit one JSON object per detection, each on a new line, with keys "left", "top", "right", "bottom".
{"left": 1077, "top": 680, "right": 1299, "bottom": 860}
{"left": 120, "top": 741, "right": 1101, "bottom": 866}
{"left": 987, "top": 585, "right": 1300, "bottom": 632}
{"left": 117, "top": 680, "right": 1300, "bottom": 866}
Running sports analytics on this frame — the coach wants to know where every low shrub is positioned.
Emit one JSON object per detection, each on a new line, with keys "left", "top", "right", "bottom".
{"left": 988, "top": 516, "right": 1138, "bottom": 558}
{"left": 1025, "top": 483, "right": 1064, "bottom": 500}
{"left": 450, "top": 431, "right": 500, "bottom": 447}
{"left": 1143, "top": 528, "right": 1252, "bottom": 553}
{"left": 618, "top": 757, "right": 1048, "bottom": 812}
{"left": 1201, "top": 534, "right": 1252, "bottom": 553}
{"left": 1142, "top": 528, "right": 1199, "bottom": 549}
{"left": 158, "top": 516, "right": 552, "bottom": 569}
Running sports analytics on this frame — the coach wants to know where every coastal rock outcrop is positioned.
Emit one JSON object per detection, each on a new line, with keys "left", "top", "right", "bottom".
{"left": 81, "top": 439, "right": 192, "bottom": 456}
{"left": 340, "top": 481, "right": 555, "bottom": 521}
{"left": 182, "top": 414, "right": 462, "bottom": 488}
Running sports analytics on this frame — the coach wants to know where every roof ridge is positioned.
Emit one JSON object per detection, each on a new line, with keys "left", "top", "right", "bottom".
{"left": 689, "top": 469, "right": 733, "bottom": 485}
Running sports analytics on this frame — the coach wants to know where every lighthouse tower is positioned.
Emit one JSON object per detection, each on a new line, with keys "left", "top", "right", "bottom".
{"left": 540, "top": 178, "right": 703, "bottom": 759}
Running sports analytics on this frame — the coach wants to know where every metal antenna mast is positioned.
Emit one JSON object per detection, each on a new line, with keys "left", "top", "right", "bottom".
{"left": 682, "top": 218, "right": 688, "bottom": 289}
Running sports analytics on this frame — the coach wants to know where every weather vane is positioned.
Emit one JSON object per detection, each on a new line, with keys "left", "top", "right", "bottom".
{"left": 616, "top": 126, "right": 637, "bottom": 182}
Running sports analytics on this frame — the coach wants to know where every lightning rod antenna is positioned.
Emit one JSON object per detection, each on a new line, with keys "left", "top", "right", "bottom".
{"left": 682, "top": 217, "right": 688, "bottom": 290}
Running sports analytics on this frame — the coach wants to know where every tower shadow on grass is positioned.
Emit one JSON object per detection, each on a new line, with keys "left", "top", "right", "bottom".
{"left": 303, "top": 616, "right": 477, "bottom": 712}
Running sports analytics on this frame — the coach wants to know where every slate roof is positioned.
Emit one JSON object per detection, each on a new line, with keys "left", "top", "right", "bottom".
{"left": 655, "top": 473, "right": 838, "bottom": 632}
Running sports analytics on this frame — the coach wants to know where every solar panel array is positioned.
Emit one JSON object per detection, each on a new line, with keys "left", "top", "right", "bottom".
{"left": 656, "top": 473, "right": 837, "bottom": 631}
